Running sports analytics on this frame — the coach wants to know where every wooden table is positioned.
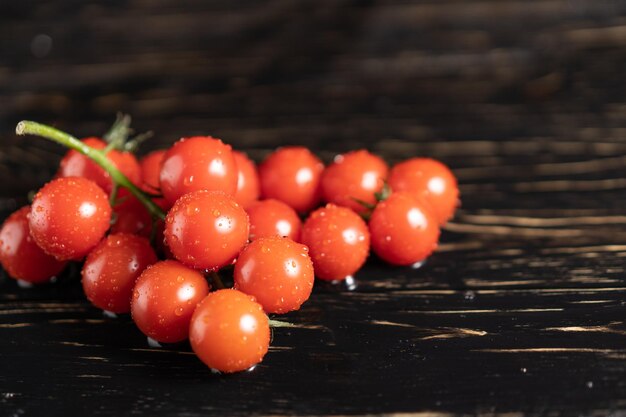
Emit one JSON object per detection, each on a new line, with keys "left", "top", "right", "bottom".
{"left": 2, "top": 1, "right": 626, "bottom": 415}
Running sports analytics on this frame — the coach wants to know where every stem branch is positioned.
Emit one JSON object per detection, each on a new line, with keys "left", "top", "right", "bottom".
{"left": 16, "top": 121, "right": 165, "bottom": 220}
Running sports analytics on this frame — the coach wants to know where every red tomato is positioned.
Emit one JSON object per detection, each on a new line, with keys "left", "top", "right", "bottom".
{"left": 58, "top": 137, "right": 141, "bottom": 194}
{"left": 388, "top": 158, "right": 459, "bottom": 225}
{"left": 131, "top": 260, "right": 210, "bottom": 343}
{"left": 247, "top": 199, "right": 302, "bottom": 242}
{"left": 29, "top": 177, "right": 112, "bottom": 260}
{"left": 321, "top": 150, "right": 388, "bottom": 214}
{"left": 164, "top": 190, "right": 249, "bottom": 271}
{"left": 154, "top": 220, "right": 174, "bottom": 260}
{"left": 258, "top": 146, "right": 324, "bottom": 213}
{"left": 190, "top": 289, "right": 270, "bottom": 373}
{"left": 234, "top": 236, "right": 314, "bottom": 314}
{"left": 82, "top": 233, "right": 157, "bottom": 313}
{"left": 301, "top": 204, "right": 370, "bottom": 280}
{"left": 140, "top": 149, "right": 166, "bottom": 194}
{"left": 369, "top": 192, "right": 440, "bottom": 265}
{"left": 0, "top": 206, "right": 67, "bottom": 283}
{"left": 233, "top": 151, "right": 260, "bottom": 209}
{"left": 159, "top": 136, "right": 238, "bottom": 206}
{"left": 110, "top": 188, "right": 153, "bottom": 238}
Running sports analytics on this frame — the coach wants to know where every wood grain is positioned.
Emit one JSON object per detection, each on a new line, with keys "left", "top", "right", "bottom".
{"left": 1, "top": 0, "right": 626, "bottom": 416}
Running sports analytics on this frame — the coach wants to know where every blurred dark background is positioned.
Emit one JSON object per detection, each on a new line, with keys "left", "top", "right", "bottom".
{"left": 1, "top": 0, "right": 626, "bottom": 206}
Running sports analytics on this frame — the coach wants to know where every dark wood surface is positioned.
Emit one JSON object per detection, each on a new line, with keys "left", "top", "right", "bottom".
{"left": 2, "top": 1, "right": 626, "bottom": 416}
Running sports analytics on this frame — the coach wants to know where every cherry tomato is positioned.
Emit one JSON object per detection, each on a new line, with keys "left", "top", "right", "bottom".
{"left": 301, "top": 204, "right": 370, "bottom": 280}
{"left": 29, "top": 177, "right": 112, "bottom": 260}
{"left": 321, "top": 149, "right": 388, "bottom": 214}
{"left": 369, "top": 191, "right": 440, "bottom": 265}
{"left": 259, "top": 146, "right": 324, "bottom": 213}
{"left": 131, "top": 260, "right": 210, "bottom": 343}
{"left": 110, "top": 188, "right": 153, "bottom": 238}
{"left": 154, "top": 220, "right": 174, "bottom": 260}
{"left": 140, "top": 149, "right": 166, "bottom": 194}
{"left": 233, "top": 151, "right": 260, "bottom": 209}
{"left": 0, "top": 206, "right": 67, "bottom": 283}
{"left": 159, "top": 136, "right": 238, "bottom": 206}
{"left": 164, "top": 190, "right": 249, "bottom": 271}
{"left": 247, "top": 199, "right": 302, "bottom": 242}
{"left": 388, "top": 158, "right": 459, "bottom": 225}
{"left": 82, "top": 233, "right": 157, "bottom": 313}
{"left": 58, "top": 137, "right": 141, "bottom": 194}
{"left": 190, "top": 289, "right": 270, "bottom": 373}
{"left": 234, "top": 236, "right": 314, "bottom": 314}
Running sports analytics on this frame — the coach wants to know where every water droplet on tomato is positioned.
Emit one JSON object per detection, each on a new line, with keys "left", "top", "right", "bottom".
{"left": 185, "top": 205, "right": 200, "bottom": 216}
{"left": 183, "top": 176, "right": 195, "bottom": 186}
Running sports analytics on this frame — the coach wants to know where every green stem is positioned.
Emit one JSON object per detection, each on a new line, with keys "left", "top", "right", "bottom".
{"left": 109, "top": 182, "right": 119, "bottom": 207}
{"left": 16, "top": 120, "right": 166, "bottom": 220}
{"left": 103, "top": 113, "right": 132, "bottom": 148}
{"left": 268, "top": 319, "right": 296, "bottom": 328}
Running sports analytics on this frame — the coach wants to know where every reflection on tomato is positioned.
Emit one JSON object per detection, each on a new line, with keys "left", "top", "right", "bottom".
{"left": 160, "top": 136, "right": 238, "bottom": 206}
{"left": 164, "top": 190, "right": 249, "bottom": 271}
{"left": 321, "top": 150, "right": 388, "bottom": 214}
{"left": 0, "top": 206, "right": 67, "bottom": 283}
{"left": 131, "top": 260, "right": 210, "bottom": 343}
{"left": 369, "top": 192, "right": 440, "bottom": 265}
{"left": 190, "top": 289, "right": 270, "bottom": 373}
{"left": 259, "top": 146, "right": 324, "bottom": 213}
{"left": 234, "top": 236, "right": 314, "bottom": 313}
{"left": 301, "top": 204, "right": 370, "bottom": 280}
{"left": 247, "top": 199, "right": 302, "bottom": 242}
{"left": 29, "top": 177, "right": 112, "bottom": 261}
{"left": 388, "top": 158, "right": 459, "bottom": 224}
{"left": 82, "top": 234, "right": 157, "bottom": 313}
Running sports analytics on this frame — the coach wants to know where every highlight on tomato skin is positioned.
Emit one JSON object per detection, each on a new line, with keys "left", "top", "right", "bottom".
{"left": 164, "top": 190, "right": 249, "bottom": 271}
{"left": 189, "top": 289, "right": 270, "bottom": 374}
{"left": 258, "top": 146, "right": 324, "bottom": 214}
{"left": 234, "top": 236, "right": 314, "bottom": 314}
{"left": 246, "top": 199, "right": 302, "bottom": 242}
{"left": 159, "top": 136, "right": 238, "bottom": 206}
{"left": 29, "top": 176, "right": 112, "bottom": 261}
{"left": 131, "top": 260, "right": 210, "bottom": 343}
{"left": 233, "top": 151, "right": 261, "bottom": 210}
{"left": 82, "top": 233, "right": 157, "bottom": 314}
{"left": 320, "top": 149, "right": 389, "bottom": 215}
{"left": 368, "top": 191, "right": 440, "bottom": 266}
{"left": 58, "top": 137, "right": 142, "bottom": 195}
{"left": 388, "top": 157, "right": 459, "bottom": 225}
{"left": 0, "top": 206, "right": 68, "bottom": 283}
{"left": 301, "top": 203, "right": 370, "bottom": 281}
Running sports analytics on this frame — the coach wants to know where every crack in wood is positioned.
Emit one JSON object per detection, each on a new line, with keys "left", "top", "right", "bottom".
{"left": 545, "top": 322, "right": 626, "bottom": 335}
{"left": 443, "top": 222, "right": 586, "bottom": 237}
{"left": 475, "top": 348, "right": 626, "bottom": 354}
{"left": 458, "top": 213, "right": 626, "bottom": 227}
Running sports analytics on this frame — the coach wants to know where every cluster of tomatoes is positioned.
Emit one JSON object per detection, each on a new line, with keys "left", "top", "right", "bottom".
{"left": 1, "top": 117, "right": 459, "bottom": 373}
